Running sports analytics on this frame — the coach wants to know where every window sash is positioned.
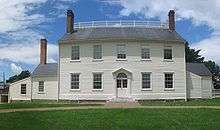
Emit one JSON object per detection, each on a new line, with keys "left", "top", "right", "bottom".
{"left": 117, "top": 45, "right": 126, "bottom": 59}
{"left": 164, "top": 49, "right": 172, "bottom": 59}
{"left": 38, "top": 81, "right": 44, "bottom": 92}
{"left": 93, "top": 73, "right": 102, "bottom": 89}
{"left": 142, "top": 73, "right": 151, "bottom": 89}
{"left": 21, "top": 84, "right": 26, "bottom": 94}
{"left": 93, "top": 45, "right": 102, "bottom": 59}
{"left": 141, "top": 48, "right": 150, "bottom": 59}
{"left": 165, "top": 73, "right": 173, "bottom": 88}
{"left": 71, "top": 46, "right": 80, "bottom": 60}
{"left": 71, "top": 74, "right": 80, "bottom": 89}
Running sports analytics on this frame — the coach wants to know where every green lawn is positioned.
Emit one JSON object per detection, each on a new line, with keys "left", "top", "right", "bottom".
{"left": 0, "top": 108, "right": 220, "bottom": 130}
{"left": 139, "top": 99, "right": 220, "bottom": 106}
{"left": 0, "top": 102, "right": 102, "bottom": 109}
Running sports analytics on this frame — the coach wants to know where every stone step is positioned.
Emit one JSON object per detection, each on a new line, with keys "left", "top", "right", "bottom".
{"left": 108, "top": 97, "right": 136, "bottom": 103}
{"left": 105, "top": 102, "right": 140, "bottom": 108}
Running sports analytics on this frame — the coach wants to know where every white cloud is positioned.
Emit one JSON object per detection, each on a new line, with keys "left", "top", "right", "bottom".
{"left": 10, "top": 63, "right": 22, "bottom": 75}
{"left": 0, "top": 42, "right": 58, "bottom": 65}
{"left": 105, "top": 0, "right": 219, "bottom": 28}
{"left": 0, "top": 0, "right": 47, "bottom": 34}
{"left": 105, "top": 0, "right": 220, "bottom": 64}
{"left": 0, "top": 0, "right": 77, "bottom": 73}
{"left": 191, "top": 35, "right": 220, "bottom": 64}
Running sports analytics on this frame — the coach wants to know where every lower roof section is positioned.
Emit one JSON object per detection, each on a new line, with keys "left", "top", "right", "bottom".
{"left": 32, "top": 63, "right": 58, "bottom": 77}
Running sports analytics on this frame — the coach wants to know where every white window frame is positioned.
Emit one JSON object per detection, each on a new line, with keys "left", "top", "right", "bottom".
{"left": 70, "top": 73, "right": 80, "bottom": 90}
{"left": 116, "top": 44, "right": 126, "bottom": 60}
{"left": 20, "top": 84, "right": 26, "bottom": 95}
{"left": 141, "top": 46, "right": 151, "bottom": 60}
{"left": 164, "top": 72, "right": 174, "bottom": 90}
{"left": 163, "top": 46, "right": 173, "bottom": 61}
{"left": 141, "top": 72, "right": 152, "bottom": 91}
{"left": 93, "top": 45, "right": 102, "bottom": 60}
{"left": 38, "top": 81, "right": 44, "bottom": 93}
{"left": 93, "top": 73, "right": 103, "bottom": 90}
{"left": 71, "top": 45, "right": 80, "bottom": 61}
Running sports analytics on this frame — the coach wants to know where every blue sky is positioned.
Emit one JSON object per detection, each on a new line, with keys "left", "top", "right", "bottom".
{"left": 0, "top": 0, "right": 219, "bottom": 80}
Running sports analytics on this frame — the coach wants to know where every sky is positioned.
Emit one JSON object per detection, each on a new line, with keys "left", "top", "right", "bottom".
{"left": 0, "top": 0, "right": 219, "bottom": 80}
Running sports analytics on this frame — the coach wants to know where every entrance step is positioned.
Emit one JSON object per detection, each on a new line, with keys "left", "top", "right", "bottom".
{"left": 107, "top": 97, "right": 136, "bottom": 103}
{"left": 105, "top": 102, "right": 140, "bottom": 108}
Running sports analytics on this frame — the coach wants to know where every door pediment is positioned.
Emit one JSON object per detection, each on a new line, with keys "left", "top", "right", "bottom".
{"left": 112, "top": 68, "right": 132, "bottom": 79}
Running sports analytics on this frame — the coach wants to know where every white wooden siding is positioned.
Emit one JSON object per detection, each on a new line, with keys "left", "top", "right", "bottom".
{"left": 32, "top": 76, "right": 58, "bottom": 100}
{"left": 201, "top": 76, "right": 212, "bottom": 98}
{"left": 9, "top": 77, "right": 31, "bottom": 101}
{"left": 59, "top": 41, "right": 186, "bottom": 100}
{"left": 186, "top": 71, "right": 202, "bottom": 98}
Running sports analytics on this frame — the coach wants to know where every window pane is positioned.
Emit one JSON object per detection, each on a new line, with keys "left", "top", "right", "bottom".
{"left": 142, "top": 73, "right": 151, "bottom": 89}
{"left": 21, "top": 84, "right": 26, "bottom": 94}
{"left": 93, "top": 73, "right": 102, "bottom": 89}
{"left": 93, "top": 45, "right": 102, "bottom": 59}
{"left": 117, "top": 79, "right": 121, "bottom": 88}
{"left": 141, "top": 48, "right": 150, "bottom": 59}
{"left": 39, "top": 81, "right": 44, "bottom": 92}
{"left": 71, "top": 74, "right": 79, "bottom": 89}
{"left": 165, "top": 73, "right": 173, "bottom": 88}
{"left": 117, "top": 45, "right": 126, "bottom": 59}
{"left": 122, "top": 79, "right": 127, "bottom": 88}
{"left": 164, "top": 49, "right": 172, "bottom": 59}
{"left": 71, "top": 46, "right": 80, "bottom": 60}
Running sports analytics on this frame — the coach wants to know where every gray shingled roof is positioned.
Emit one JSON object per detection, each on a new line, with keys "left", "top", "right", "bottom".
{"left": 59, "top": 27, "right": 185, "bottom": 43}
{"left": 186, "top": 63, "right": 212, "bottom": 76}
{"left": 32, "top": 63, "right": 57, "bottom": 77}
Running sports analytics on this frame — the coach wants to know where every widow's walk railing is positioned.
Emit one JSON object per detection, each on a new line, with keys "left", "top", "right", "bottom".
{"left": 74, "top": 20, "right": 168, "bottom": 29}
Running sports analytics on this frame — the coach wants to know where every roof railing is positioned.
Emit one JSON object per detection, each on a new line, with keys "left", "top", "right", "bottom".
{"left": 74, "top": 20, "right": 168, "bottom": 29}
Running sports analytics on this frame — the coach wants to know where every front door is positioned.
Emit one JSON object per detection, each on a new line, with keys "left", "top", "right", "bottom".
{"left": 116, "top": 73, "right": 129, "bottom": 98}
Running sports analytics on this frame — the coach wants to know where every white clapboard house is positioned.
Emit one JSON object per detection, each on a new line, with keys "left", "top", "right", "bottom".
{"left": 9, "top": 10, "right": 213, "bottom": 102}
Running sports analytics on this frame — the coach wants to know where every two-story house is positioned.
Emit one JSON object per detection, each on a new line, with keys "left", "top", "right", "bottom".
{"left": 9, "top": 10, "right": 213, "bottom": 102}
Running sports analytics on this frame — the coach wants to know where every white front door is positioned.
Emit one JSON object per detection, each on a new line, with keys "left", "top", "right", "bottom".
{"left": 116, "top": 73, "right": 129, "bottom": 98}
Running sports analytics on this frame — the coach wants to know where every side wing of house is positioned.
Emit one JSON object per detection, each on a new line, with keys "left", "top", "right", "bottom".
{"left": 32, "top": 63, "right": 58, "bottom": 100}
{"left": 186, "top": 63, "right": 213, "bottom": 99}
{"left": 9, "top": 77, "right": 31, "bottom": 101}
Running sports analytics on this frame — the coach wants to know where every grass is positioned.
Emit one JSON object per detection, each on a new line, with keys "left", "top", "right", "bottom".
{"left": 1, "top": 99, "right": 220, "bottom": 110}
{"left": 0, "top": 102, "right": 102, "bottom": 109}
{"left": 0, "top": 108, "right": 220, "bottom": 130}
{"left": 139, "top": 98, "right": 220, "bottom": 106}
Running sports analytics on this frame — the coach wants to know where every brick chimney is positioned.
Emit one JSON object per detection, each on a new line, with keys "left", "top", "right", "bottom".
{"left": 40, "top": 38, "right": 47, "bottom": 64}
{"left": 66, "top": 10, "right": 74, "bottom": 34}
{"left": 168, "top": 10, "right": 175, "bottom": 32}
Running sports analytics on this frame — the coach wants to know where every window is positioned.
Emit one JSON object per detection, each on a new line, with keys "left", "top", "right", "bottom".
{"left": 38, "top": 81, "right": 44, "bottom": 92}
{"left": 71, "top": 45, "right": 80, "bottom": 60}
{"left": 117, "top": 44, "right": 126, "bottom": 59}
{"left": 164, "top": 48, "right": 172, "bottom": 60}
{"left": 71, "top": 74, "right": 80, "bottom": 89}
{"left": 141, "top": 47, "right": 150, "bottom": 59}
{"left": 21, "top": 84, "right": 26, "bottom": 94}
{"left": 93, "top": 73, "right": 102, "bottom": 89}
{"left": 142, "top": 73, "right": 151, "bottom": 89}
{"left": 165, "top": 73, "right": 173, "bottom": 89}
{"left": 93, "top": 45, "right": 102, "bottom": 59}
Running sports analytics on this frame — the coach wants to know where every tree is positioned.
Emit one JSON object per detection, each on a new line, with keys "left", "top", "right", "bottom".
{"left": 185, "top": 42, "right": 204, "bottom": 63}
{"left": 6, "top": 70, "right": 31, "bottom": 83}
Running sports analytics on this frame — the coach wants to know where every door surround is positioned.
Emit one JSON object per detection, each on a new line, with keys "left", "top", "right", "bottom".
{"left": 112, "top": 68, "right": 132, "bottom": 98}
